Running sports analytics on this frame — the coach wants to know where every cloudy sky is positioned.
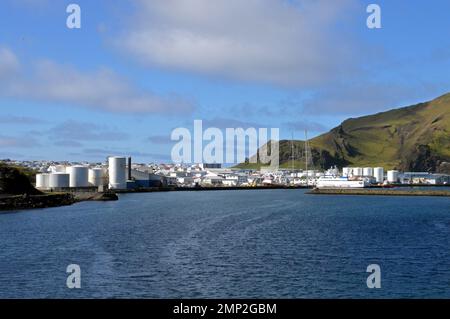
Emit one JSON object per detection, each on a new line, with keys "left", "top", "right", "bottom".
{"left": 1, "top": 0, "right": 450, "bottom": 162}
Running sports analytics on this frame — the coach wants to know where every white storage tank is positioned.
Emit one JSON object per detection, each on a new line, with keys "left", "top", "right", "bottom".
{"left": 108, "top": 157, "right": 127, "bottom": 189}
{"left": 387, "top": 170, "right": 399, "bottom": 183}
{"left": 36, "top": 173, "right": 49, "bottom": 189}
{"left": 67, "top": 166, "right": 89, "bottom": 187}
{"left": 89, "top": 168, "right": 104, "bottom": 187}
{"left": 342, "top": 167, "right": 352, "bottom": 177}
{"left": 373, "top": 167, "right": 384, "bottom": 183}
{"left": 48, "top": 173, "right": 70, "bottom": 188}
{"left": 363, "top": 167, "right": 374, "bottom": 177}
{"left": 353, "top": 167, "right": 363, "bottom": 177}
{"left": 48, "top": 165, "right": 67, "bottom": 173}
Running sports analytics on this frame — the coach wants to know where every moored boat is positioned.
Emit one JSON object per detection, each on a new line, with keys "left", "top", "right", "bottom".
{"left": 316, "top": 175, "right": 369, "bottom": 189}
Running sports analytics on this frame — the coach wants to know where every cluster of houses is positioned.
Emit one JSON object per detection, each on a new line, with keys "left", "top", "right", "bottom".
{"left": 2, "top": 158, "right": 449, "bottom": 189}
{"left": 124, "top": 162, "right": 321, "bottom": 188}
{"left": 142, "top": 164, "right": 450, "bottom": 188}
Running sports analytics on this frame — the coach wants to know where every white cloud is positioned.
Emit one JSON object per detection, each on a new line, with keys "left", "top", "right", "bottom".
{"left": 201, "top": 117, "right": 267, "bottom": 129}
{"left": 301, "top": 82, "right": 445, "bottom": 116}
{"left": 0, "top": 134, "right": 40, "bottom": 148}
{"left": 119, "top": 0, "right": 358, "bottom": 87}
{"left": 48, "top": 120, "right": 130, "bottom": 141}
{"left": 0, "top": 47, "right": 20, "bottom": 79}
{"left": 283, "top": 119, "right": 328, "bottom": 133}
{"left": 0, "top": 47, "right": 195, "bottom": 114}
{"left": 147, "top": 135, "right": 173, "bottom": 145}
{"left": 81, "top": 147, "right": 170, "bottom": 161}
{"left": 0, "top": 115, "right": 46, "bottom": 124}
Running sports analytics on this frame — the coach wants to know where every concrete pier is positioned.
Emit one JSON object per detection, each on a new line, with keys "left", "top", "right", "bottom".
{"left": 307, "top": 188, "right": 450, "bottom": 197}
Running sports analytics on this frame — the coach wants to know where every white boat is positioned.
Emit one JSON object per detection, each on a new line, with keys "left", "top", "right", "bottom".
{"left": 316, "top": 175, "right": 369, "bottom": 188}
{"left": 262, "top": 176, "right": 274, "bottom": 185}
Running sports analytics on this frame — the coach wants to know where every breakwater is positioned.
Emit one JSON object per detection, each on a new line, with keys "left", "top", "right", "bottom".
{"left": 0, "top": 193, "right": 76, "bottom": 211}
{"left": 114, "top": 185, "right": 309, "bottom": 193}
{"left": 308, "top": 188, "right": 450, "bottom": 197}
{"left": 0, "top": 191, "right": 118, "bottom": 211}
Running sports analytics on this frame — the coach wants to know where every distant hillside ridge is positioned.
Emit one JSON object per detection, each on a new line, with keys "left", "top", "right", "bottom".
{"left": 237, "top": 92, "right": 450, "bottom": 173}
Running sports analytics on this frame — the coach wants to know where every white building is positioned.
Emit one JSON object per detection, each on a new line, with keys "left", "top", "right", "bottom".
{"left": 202, "top": 172, "right": 224, "bottom": 185}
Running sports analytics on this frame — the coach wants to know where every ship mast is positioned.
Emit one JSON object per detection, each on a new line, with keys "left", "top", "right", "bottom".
{"left": 305, "top": 129, "right": 308, "bottom": 187}
{"left": 291, "top": 132, "right": 294, "bottom": 172}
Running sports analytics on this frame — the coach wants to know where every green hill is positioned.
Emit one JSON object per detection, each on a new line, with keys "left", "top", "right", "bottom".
{"left": 237, "top": 92, "right": 450, "bottom": 173}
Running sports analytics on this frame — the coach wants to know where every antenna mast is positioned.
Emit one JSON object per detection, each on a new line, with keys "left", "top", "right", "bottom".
{"left": 305, "top": 130, "right": 308, "bottom": 187}
{"left": 291, "top": 132, "right": 294, "bottom": 172}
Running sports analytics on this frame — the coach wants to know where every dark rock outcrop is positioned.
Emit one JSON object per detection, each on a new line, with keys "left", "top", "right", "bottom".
{"left": 0, "top": 193, "right": 75, "bottom": 211}
{"left": 0, "top": 164, "right": 41, "bottom": 195}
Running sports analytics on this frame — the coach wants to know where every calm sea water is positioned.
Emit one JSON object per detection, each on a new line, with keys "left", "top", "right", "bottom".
{"left": 0, "top": 189, "right": 449, "bottom": 298}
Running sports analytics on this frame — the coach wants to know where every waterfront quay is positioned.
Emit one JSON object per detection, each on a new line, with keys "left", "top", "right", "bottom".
{"left": 308, "top": 188, "right": 450, "bottom": 197}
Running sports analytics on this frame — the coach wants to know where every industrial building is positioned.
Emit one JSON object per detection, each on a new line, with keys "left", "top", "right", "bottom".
{"left": 36, "top": 165, "right": 105, "bottom": 191}
{"left": 32, "top": 157, "right": 449, "bottom": 192}
{"left": 127, "top": 168, "right": 163, "bottom": 188}
{"left": 108, "top": 157, "right": 127, "bottom": 190}
{"left": 399, "top": 172, "right": 450, "bottom": 185}
{"left": 342, "top": 167, "right": 383, "bottom": 184}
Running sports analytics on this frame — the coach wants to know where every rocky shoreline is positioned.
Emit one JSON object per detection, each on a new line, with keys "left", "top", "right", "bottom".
{"left": 0, "top": 193, "right": 76, "bottom": 211}
{"left": 0, "top": 192, "right": 118, "bottom": 212}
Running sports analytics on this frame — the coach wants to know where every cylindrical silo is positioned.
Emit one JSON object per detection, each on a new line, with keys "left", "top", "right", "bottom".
{"left": 373, "top": 167, "right": 384, "bottom": 183}
{"left": 342, "top": 167, "right": 352, "bottom": 177}
{"left": 387, "top": 170, "right": 399, "bottom": 183}
{"left": 48, "top": 173, "right": 70, "bottom": 188}
{"left": 89, "top": 168, "right": 104, "bottom": 187}
{"left": 49, "top": 165, "right": 67, "bottom": 173}
{"left": 353, "top": 167, "right": 363, "bottom": 177}
{"left": 363, "top": 167, "right": 374, "bottom": 177}
{"left": 36, "top": 173, "right": 49, "bottom": 189}
{"left": 108, "top": 157, "right": 127, "bottom": 189}
{"left": 67, "top": 166, "right": 89, "bottom": 187}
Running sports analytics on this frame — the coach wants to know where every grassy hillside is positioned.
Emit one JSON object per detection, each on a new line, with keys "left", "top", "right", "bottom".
{"left": 237, "top": 92, "right": 450, "bottom": 172}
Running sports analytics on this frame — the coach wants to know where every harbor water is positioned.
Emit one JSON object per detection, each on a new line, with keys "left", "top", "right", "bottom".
{"left": 0, "top": 189, "right": 449, "bottom": 298}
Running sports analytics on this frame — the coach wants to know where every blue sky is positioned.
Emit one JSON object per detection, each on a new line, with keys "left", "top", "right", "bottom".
{"left": 1, "top": 0, "right": 450, "bottom": 163}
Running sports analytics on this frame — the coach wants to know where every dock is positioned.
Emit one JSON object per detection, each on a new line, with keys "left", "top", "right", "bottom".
{"left": 307, "top": 188, "right": 450, "bottom": 197}
{"left": 114, "top": 185, "right": 310, "bottom": 193}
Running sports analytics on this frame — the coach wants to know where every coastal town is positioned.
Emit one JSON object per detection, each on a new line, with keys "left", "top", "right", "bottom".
{"left": 2, "top": 0, "right": 450, "bottom": 301}
{"left": 2, "top": 157, "right": 449, "bottom": 192}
